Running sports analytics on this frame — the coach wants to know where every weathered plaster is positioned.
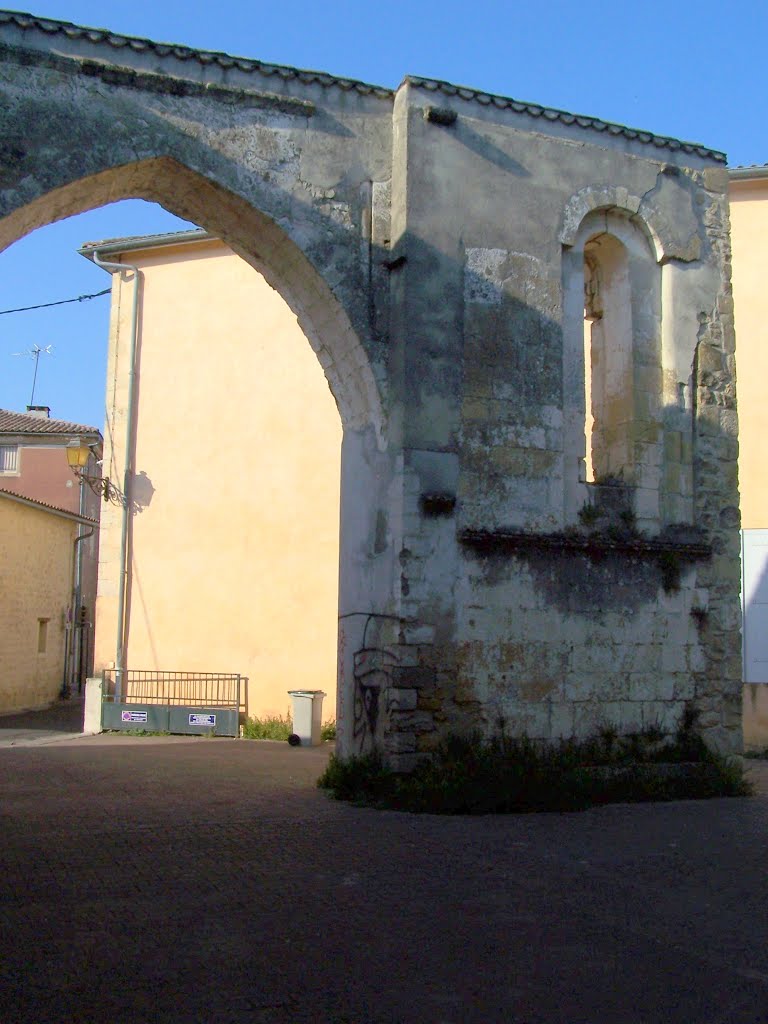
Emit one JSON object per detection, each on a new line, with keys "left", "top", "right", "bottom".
{"left": 0, "top": 11, "right": 742, "bottom": 760}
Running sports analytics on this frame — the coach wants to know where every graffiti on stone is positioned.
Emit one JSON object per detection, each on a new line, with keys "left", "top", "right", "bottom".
{"left": 350, "top": 613, "right": 401, "bottom": 753}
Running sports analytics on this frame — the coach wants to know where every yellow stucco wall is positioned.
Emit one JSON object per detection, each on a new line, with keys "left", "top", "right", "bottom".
{"left": 0, "top": 498, "right": 74, "bottom": 712}
{"left": 730, "top": 177, "right": 768, "bottom": 531}
{"left": 95, "top": 238, "right": 342, "bottom": 721}
{"left": 731, "top": 176, "right": 768, "bottom": 748}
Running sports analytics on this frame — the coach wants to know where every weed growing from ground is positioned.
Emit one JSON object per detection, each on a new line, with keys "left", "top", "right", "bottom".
{"left": 318, "top": 709, "right": 751, "bottom": 814}
{"left": 241, "top": 712, "right": 293, "bottom": 741}
{"left": 108, "top": 729, "right": 170, "bottom": 737}
{"left": 241, "top": 713, "right": 337, "bottom": 741}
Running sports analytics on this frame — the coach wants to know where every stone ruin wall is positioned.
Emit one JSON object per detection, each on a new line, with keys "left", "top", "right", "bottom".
{"left": 365, "top": 97, "right": 741, "bottom": 767}
{"left": 0, "top": 14, "right": 742, "bottom": 765}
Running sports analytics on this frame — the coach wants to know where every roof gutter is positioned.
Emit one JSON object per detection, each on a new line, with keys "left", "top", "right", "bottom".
{"left": 79, "top": 229, "right": 211, "bottom": 261}
{"left": 92, "top": 249, "right": 142, "bottom": 700}
{"left": 729, "top": 166, "right": 768, "bottom": 182}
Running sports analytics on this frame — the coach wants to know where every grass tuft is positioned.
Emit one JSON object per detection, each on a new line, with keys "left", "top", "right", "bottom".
{"left": 318, "top": 712, "right": 751, "bottom": 814}
{"left": 111, "top": 729, "right": 170, "bottom": 737}
{"left": 241, "top": 713, "right": 293, "bottom": 741}
{"left": 242, "top": 714, "right": 337, "bottom": 742}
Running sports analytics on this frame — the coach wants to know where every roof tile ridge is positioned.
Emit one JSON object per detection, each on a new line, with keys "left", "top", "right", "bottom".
{"left": 0, "top": 408, "right": 102, "bottom": 434}
{"left": 403, "top": 75, "right": 726, "bottom": 163}
{"left": 0, "top": 9, "right": 394, "bottom": 99}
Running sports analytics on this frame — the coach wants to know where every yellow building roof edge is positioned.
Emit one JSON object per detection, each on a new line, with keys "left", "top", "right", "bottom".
{"left": 78, "top": 228, "right": 213, "bottom": 261}
{"left": 0, "top": 487, "right": 99, "bottom": 526}
{"left": 729, "top": 165, "right": 768, "bottom": 182}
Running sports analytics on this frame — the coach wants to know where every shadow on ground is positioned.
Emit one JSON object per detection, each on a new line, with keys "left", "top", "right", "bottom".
{"left": 1, "top": 735, "right": 767, "bottom": 1024}
{"left": 0, "top": 696, "right": 84, "bottom": 746}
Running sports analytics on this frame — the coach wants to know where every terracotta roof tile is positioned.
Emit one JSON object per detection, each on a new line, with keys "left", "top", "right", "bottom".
{"left": 0, "top": 409, "right": 101, "bottom": 437}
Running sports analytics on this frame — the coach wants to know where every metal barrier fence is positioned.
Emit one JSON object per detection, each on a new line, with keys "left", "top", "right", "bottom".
{"left": 101, "top": 669, "right": 243, "bottom": 736}
{"left": 103, "top": 669, "right": 243, "bottom": 708}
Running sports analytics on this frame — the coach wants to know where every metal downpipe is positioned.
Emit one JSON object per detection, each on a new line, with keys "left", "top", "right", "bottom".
{"left": 93, "top": 250, "right": 141, "bottom": 701}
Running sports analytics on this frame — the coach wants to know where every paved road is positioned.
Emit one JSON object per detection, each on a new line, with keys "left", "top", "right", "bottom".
{"left": 0, "top": 695, "right": 84, "bottom": 747}
{"left": 1, "top": 733, "right": 767, "bottom": 1024}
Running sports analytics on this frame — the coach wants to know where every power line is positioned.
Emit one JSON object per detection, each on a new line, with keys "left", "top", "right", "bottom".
{"left": 0, "top": 287, "right": 111, "bottom": 317}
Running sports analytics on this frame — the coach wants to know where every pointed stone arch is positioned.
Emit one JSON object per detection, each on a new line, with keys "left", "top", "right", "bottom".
{"left": 0, "top": 154, "right": 399, "bottom": 759}
{"left": 0, "top": 157, "right": 386, "bottom": 446}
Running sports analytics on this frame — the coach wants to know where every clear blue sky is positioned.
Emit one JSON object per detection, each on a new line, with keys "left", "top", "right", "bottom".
{"left": 0, "top": 0, "right": 764, "bottom": 428}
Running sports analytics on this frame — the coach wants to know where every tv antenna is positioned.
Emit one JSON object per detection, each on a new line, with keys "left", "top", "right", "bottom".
{"left": 12, "top": 344, "right": 53, "bottom": 406}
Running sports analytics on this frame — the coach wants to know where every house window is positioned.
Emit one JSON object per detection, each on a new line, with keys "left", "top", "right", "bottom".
{"left": 37, "top": 618, "right": 49, "bottom": 654}
{"left": 0, "top": 445, "right": 19, "bottom": 473}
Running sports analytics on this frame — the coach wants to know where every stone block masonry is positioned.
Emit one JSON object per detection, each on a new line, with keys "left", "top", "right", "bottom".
{"left": 0, "top": 12, "right": 742, "bottom": 759}
{"left": 0, "top": 497, "right": 76, "bottom": 712}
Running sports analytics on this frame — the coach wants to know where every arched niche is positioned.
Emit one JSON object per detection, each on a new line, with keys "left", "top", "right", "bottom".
{"left": 562, "top": 207, "right": 673, "bottom": 531}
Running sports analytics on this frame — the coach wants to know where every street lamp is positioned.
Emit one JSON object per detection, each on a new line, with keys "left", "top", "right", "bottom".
{"left": 66, "top": 438, "right": 124, "bottom": 506}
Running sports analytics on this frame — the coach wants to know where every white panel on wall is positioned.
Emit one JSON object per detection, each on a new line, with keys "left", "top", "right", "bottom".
{"left": 742, "top": 530, "right": 768, "bottom": 683}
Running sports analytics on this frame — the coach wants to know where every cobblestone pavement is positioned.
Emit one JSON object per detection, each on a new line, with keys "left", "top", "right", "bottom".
{"left": 1, "top": 736, "right": 767, "bottom": 1024}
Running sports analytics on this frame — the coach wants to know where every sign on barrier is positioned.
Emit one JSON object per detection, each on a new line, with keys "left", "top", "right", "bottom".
{"left": 121, "top": 710, "right": 148, "bottom": 723}
{"left": 189, "top": 713, "right": 216, "bottom": 727}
